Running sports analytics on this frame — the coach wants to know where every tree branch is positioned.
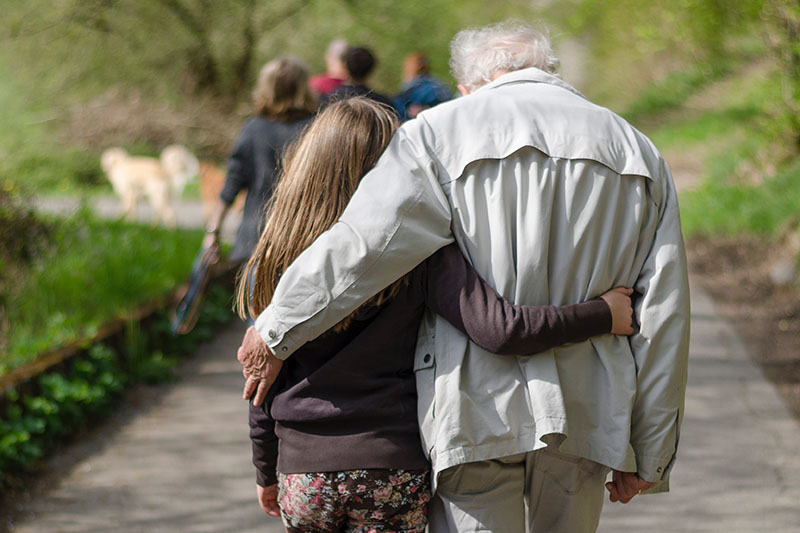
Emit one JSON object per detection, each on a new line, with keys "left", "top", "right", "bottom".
{"left": 154, "top": 0, "right": 220, "bottom": 90}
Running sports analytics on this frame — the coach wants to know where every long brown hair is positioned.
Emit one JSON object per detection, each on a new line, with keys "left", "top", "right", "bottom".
{"left": 236, "top": 98, "right": 406, "bottom": 329}
{"left": 252, "top": 56, "right": 317, "bottom": 120}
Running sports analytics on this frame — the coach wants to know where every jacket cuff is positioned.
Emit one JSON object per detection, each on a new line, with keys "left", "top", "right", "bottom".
{"left": 585, "top": 297, "right": 614, "bottom": 334}
{"left": 636, "top": 452, "right": 675, "bottom": 493}
{"left": 255, "top": 306, "right": 302, "bottom": 360}
{"left": 256, "top": 468, "right": 278, "bottom": 487}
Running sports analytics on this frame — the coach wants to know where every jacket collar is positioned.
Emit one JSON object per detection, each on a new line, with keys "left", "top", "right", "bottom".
{"left": 477, "top": 67, "right": 587, "bottom": 100}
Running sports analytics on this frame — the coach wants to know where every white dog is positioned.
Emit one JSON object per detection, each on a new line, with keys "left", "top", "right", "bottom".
{"left": 160, "top": 144, "right": 199, "bottom": 197}
{"left": 100, "top": 145, "right": 199, "bottom": 227}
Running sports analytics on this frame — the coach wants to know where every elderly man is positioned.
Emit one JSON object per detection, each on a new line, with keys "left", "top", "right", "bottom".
{"left": 239, "top": 20, "right": 690, "bottom": 532}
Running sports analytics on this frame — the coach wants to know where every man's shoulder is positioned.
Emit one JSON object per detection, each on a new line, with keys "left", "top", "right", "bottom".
{"left": 417, "top": 81, "right": 665, "bottom": 183}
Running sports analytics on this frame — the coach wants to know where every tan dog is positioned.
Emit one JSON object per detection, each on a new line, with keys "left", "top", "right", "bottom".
{"left": 101, "top": 146, "right": 199, "bottom": 227}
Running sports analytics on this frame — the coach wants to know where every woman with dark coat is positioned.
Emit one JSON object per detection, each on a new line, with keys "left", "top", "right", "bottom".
{"left": 204, "top": 57, "right": 316, "bottom": 262}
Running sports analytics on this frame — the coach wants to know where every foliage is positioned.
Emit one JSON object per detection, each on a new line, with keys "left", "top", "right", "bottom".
{"left": 680, "top": 159, "right": 800, "bottom": 237}
{"left": 0, "top": 185, "right": 53, "bottom": 353}
{"left": 549, "top": 0, "right": 767, "bottom": 109}
{"left": 1, "top": 0, "right": 304, "bottom": 101}
{"left": 762, "top": 0, "right": 800, "bottom": 144}
{"left": 0, "top": 53, "right": 107, "bottom": 195}
{"left": 0, "top": 0, "right": 543, "bottom": 103}
{"left": 2, "top": 210, "right": 203, "bottom": 373}
{"left": 621, "top": 62, "right": 734, "bottom": 125}
{"left": 0, "top": 284, "right": 235, "bottom": 484}
{"left": 638, "top": 52, "right": 800, "bottom": 239}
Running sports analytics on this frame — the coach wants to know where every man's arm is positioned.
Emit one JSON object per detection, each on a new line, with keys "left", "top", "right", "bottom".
{"left": 253, "top": 121, "right": 454, "bottom": 360}
{"left": 629, "top": 159, "right": 691, "bottom": 492}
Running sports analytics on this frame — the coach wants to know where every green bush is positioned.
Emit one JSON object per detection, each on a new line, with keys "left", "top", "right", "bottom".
{"left": 0, "top": 343, "right": 124, "bottom": 474}
{"left": 2, "top": 210, "right": 203, "bottom": 372}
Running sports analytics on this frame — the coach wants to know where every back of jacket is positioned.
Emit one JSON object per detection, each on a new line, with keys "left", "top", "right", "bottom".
{"left": 409, "top": 68, "right": 690, "bottom": 491}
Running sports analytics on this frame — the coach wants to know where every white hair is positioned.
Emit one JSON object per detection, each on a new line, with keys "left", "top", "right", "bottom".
{"left": 326, "top": 38, "right": 348, "bottom": 61}
{"left": 449, "top": 20, "right": 559, "bottom": 91}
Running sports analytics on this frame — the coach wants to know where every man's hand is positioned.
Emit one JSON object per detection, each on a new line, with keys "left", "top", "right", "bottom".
{"left": 605, "top": 470, "right": 655, "bottom": 503}
{"left": 237, "top": 326, "right": 283, "bottom": 406}
{"left": 257, "top": 484, "right": 281, "bottom": 517}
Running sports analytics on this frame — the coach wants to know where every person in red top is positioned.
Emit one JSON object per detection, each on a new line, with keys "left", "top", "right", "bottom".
{"left": 308, "top": 38, "right": 348, "bottom": 97}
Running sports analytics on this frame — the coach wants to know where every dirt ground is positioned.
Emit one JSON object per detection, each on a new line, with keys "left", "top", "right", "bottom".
{"left": 687, "top": 235, "right": 800, "bottom": 419}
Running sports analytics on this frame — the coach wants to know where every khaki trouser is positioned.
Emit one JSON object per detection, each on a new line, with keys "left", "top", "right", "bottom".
{"left": 429, "top": 448, "right": 609, "bottom": 532}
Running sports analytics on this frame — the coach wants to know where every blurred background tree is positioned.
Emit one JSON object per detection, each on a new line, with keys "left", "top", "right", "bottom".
{"left": 0, "top": 0, "right": 538, "bottom": 160}
{"left": 0, "top": 0, "right": 796, "bottom": 180}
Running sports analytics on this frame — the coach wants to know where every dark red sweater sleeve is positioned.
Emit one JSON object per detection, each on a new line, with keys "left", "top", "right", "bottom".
{"left": 422, "top": 244, "right": 612, "bottom": 355}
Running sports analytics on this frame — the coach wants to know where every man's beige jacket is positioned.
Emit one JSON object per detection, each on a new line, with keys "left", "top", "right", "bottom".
{"left": 255, "top": 67, "right": 691, "bottom": 492}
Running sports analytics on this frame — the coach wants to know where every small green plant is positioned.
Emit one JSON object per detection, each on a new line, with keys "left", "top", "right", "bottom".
{"left": 0, "top": 343, "right": 125, "bottom": 475}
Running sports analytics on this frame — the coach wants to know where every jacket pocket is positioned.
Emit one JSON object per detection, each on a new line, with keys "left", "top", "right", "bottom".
{"left": 414, "top": 332, "right": 436, "bottom": 459}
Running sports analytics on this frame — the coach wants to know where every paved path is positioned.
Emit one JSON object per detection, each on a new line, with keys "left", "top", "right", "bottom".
{"left": 7, "top": 283, "right": 800, "bottom": 532}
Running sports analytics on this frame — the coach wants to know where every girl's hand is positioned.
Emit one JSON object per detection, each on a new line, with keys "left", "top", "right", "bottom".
{"left": 600, "top": 287, "right": 635, "bottom": 335}
{"left": 257, "top": 483, "right": 281, "bottom": 517}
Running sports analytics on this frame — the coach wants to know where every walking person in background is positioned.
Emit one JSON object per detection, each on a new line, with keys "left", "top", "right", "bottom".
{"left": 238, "top": 20, "right": 690, "bottom": 533}
{"left": 308, "top": 39, "right": 348, "bottom": 98}
{"left": 237, "top": 97, "right": 637, "bottom": 532}
{"left": 394, "top": 52, "right": 453, "bottom": 121}
{"left": 321, "top": 46, "right": 394, "bottom": 110}
{"left": 203, "top": 56, "right": 316, "bottom": 263}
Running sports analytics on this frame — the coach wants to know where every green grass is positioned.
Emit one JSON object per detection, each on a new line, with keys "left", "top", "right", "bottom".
{"left": 2, "top": 210, "right": 203, "bottom": 373}
{"left": 634, "top": 61, "right": 800, "bottom": 239}
{"left": 621, "top": 62, "right": 734, "bottom": 125}
{"left": 680, "top": 159, "right": 800, "bottom": 237}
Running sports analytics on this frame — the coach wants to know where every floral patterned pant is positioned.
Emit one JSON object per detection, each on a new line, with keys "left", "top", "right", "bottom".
{"left": 277, "top": 468, "right": 431, "bottom": 532}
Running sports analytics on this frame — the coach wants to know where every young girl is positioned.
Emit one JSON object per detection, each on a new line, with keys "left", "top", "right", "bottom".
{"left": 236, "top": 98, "right": 634, "bottom": 532}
